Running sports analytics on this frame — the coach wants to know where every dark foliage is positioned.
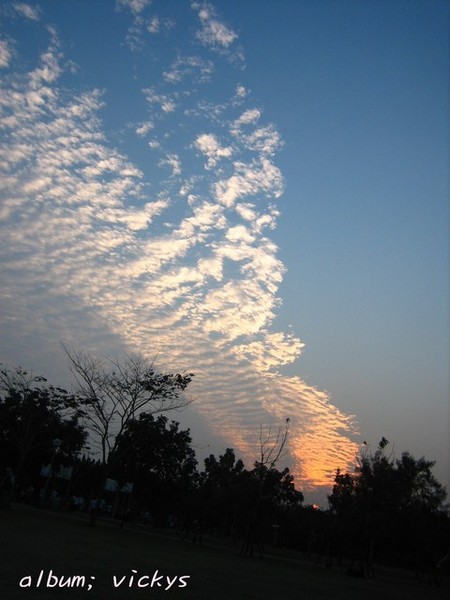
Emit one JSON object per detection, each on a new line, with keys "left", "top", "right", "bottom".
{"left": 64, "top": 348, "right": 193, "bottom": 466}
{"left": 327, "top": 438, "right": 448, "bottom": 572}
{"left": 1, "top": 359, "right": 448, "bottom": 574}
{"left": 0, "top": 365, "right": 86, "bottom": 487}
{"left": 111, "top": 413, "right": 198, "bottom": 520}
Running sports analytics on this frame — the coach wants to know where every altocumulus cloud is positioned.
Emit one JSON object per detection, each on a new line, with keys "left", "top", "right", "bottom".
{"left": 0, "top": 1, "right": 358, "bottom": 491}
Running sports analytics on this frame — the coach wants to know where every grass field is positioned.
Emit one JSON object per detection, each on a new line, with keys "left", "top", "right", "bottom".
{"left": 1, "top": 504, "right": 448, "bottom": 600}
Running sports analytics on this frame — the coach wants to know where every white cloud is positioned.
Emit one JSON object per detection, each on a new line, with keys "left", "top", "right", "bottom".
{"left": 135, "top": 121, "right": 154, "bottom": 136}
{"left": 159, "top": 153, "right": 181, "bottom": 177}
{"left": 233, "top": 108, "right": 261, "bottom": 127}
{"left": 234, "top": 332, "right": 305, "bottom": 372}
{"left": 193, "top": 2, "right": 238, "bottom": 48}
{"left": 0, "top": 41, "right": 12, "bottom": 68}
{"left": 191, "top": 1, "right": 243, "bottom": 64}
{"left": 117, "top": 0, "right": 151, "bottom": 14}
{"left": 146, "top": 15, "right": 174, "bottom": 35}
{"left": 163, "top": 56, "right": 214, "bottom": 84}
{"left": 116, "top": 1, "right": 154, "bottom": 51}
{"left": 232, "top": 84, "right": 248, "bottom": 106}
{"left": 194, "top": 133, "right": 233, "bottom": 169}
{"left": 214, "top": 158, "right": 284, "bottom": 208}
{"left": 235, "top": 202, "right": 256, "bottom": 222}
{"left": 231, "top": 109, "right": 283, "bottom": 156}
{"left": 243, "top": 125, "right": 283, "bottom": 156}
{"left": 200, "top": 280, "right": 275, "bottom": 338}
{"left": 225, "top": 224, "right": 255, "bottom": 245}
{"left": 0, "top": 11, "right": 359, "bottom": 493}
{"left": 254, "top": 209, "right": 279, "bottom": 233}
{"left": 147, "top": 15, "right": 159, "bottom": 33}
{"left": 12, "top": 3, "right": 40, "bottom": 21}
{"left": 197, "top": 255, "right": 223, "bottom": 281}
{"left": 143, "top": 87, "right": 177, "bottom": 113}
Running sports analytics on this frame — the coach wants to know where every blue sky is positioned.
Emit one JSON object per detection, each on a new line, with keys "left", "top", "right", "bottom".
{"left": 0, "top": 0, "right": 448, "bottom": 503}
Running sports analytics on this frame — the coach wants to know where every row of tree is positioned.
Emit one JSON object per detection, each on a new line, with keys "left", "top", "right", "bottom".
{"left": 0, "top": 353, "right": 300, "bottom": 537}
{"left": 325, "top": 437, "right": 449, "bottom": 576}
{"left": 1, "top": 352, "right": 448, "bottom": 571}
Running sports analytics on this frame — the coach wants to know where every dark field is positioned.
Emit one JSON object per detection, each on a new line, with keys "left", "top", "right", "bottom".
{"left": 0, "top": 504, "right": 448, "bottom": 600}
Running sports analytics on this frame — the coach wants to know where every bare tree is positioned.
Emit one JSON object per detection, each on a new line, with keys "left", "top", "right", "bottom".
{"left": 257, "top": 418, "right": 290, "bottom": 471}
{"left": 62, "top": 346, "right": 193, "bottom": 466}
{"left": 240, "top": 418, "right": 292, "bottom": 558}
{"left": 63, "top": 347, "right": 194, "bottom": 525}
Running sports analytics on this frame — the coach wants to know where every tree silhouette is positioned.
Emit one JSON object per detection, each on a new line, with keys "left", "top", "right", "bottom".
{"left": 328, "top": 438, "right": 448, "bottom": 575}
{"left": 63, "top": 347, "right": 193, "bottom": 466}
{"left": 112, "top": 413, "right": 198, "bottom": 520}
{"left": 63, "top": 347, "right": 193, "bottom": 524}
{"left": 200, "top": 448, "right": 245, "bottom": 538}
{"left": 0, "top": 365, "right": 86, "bottom": 486}
{"left": 239, "top": 419, "right": 303, "bottom": 557}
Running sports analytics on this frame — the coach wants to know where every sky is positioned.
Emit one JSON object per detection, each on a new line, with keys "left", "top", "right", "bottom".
{"left": 0, "top": 0, "right": 448, "bottom": 504}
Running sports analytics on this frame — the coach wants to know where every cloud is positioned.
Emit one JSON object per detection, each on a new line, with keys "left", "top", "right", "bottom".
{"left": 163, "top": 56, "right": 214, "bottom": 84}
{"left": 194, "top": 133, "right": 233, "bottom": 169}
{"left": 116, "top": 1, "right": 174, "bottom": 50}
{"left": 12, "top": 2, "right": 40, "bottom": 21}
{"left": 234, "top": 332, "right": 305, "bottom": 372}
{"left": 234, "top": 202, "right": 256, "bottom": 222}
{"left": 147, "top": 15, "right": 159, "bottom": 33}
{"left": 232, "top": 84, "right": 248, "bottom": 106}
{"left": 116, "top": 0, "right": 151, "bottom": 15}
{"left": 234, "top": 108, "right": 261, "bottom": 127}
{"left": 143, "top": 87, "right": 177, "bottom": 114}
{"left": 214, "top": 158, "right": 284, "bottom": 208}
{"left": 116, "top": 0, "right": 153, "bottom": 50}
{"left": 0, "top": 40, "right": 12, "bottom": 68}
{"left": 231, "top": 108, "right": 283, "bottom": 156}
{"left": 0, "top": 6, "right": 359, "bottom": 492}
{"left": 135, "top": 120, "right": 154, "bottom": 137}
{"left": 191, "top": 1, "right": 244, "bottom": 65}
{"left": 159, "top": 153, "right": 182, "bottom": 177}
{"left": 193, "top": 1, "right": 238, "bottom": 48}
{"left": 146, "top": 14, "right": 174, "bottom": 35}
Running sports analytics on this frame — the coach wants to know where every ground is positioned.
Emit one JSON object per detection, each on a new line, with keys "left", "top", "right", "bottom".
{"left": 0, "top": 504, "right": 448, "bottom": 600}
